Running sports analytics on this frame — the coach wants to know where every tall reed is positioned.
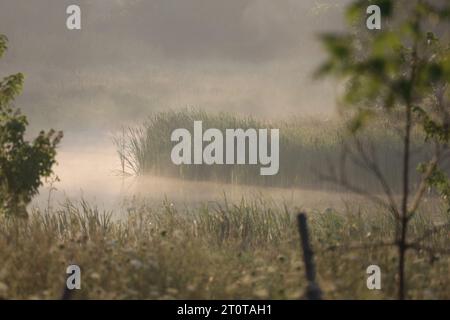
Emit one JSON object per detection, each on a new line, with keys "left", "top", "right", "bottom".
{"left": 116, "top": 109, "right": 428, "bottom": 192}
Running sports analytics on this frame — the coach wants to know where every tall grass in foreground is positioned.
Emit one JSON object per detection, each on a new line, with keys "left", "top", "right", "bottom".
{"left": 0, "top": 198, "right": 448, "bottom": 299}
{"left": 115, "top": 109, "right": 429, "bottom": 192}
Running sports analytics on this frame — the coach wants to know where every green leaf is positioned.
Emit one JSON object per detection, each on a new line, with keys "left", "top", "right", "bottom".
{"left": 0, "top": 34, "right": 7, "bottom": 58}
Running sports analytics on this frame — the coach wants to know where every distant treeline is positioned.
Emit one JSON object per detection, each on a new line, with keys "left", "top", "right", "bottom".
{"left": 115, "top": 109, "right": 432, "bottom": 193}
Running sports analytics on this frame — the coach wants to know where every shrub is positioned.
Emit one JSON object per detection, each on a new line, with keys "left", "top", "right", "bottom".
{"left": 0, "top": 35, "right": 62, "bottom": 217}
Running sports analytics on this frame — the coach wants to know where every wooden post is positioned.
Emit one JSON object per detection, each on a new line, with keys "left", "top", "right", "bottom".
{"left": 61, "top": 285, "right": 73, "bottom": 300}
{"left": 297, "top": 213, "right": 322, "bottom": 300}
{"left": 61, "top": 271, "right": 74, "bottom": 300}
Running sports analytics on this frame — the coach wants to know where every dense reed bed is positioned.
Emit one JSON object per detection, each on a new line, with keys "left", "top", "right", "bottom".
{"left": 115, "top": 109, "right": 428, "bottom": 192}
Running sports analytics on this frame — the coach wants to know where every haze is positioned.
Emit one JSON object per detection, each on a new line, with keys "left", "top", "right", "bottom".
{"left": 0, "top": 0, "right": 352, "bottom": 209}
{"left": 0, "top": 0, "right": 350, "bottom": 132}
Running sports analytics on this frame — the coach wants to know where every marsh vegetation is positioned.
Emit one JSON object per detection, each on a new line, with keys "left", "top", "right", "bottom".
{"left": 115, "top": 109, "right": 430, "bottom": 193}
{"left": 0, "top": 197, "right": 448, "bottom": 299}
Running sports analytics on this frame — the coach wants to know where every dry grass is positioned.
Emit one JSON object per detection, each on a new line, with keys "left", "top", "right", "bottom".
{"left": 0, "top": 197, "right": 448, "bottom": 299}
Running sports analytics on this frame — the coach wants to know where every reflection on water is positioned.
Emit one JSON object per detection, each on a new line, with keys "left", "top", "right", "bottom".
{"left": 32, "top": 138, "right": 368, "bottom": 214}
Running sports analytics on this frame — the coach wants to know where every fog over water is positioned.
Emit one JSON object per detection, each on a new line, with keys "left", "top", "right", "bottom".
{"left": 32, "top": 131, "right": 368, "bottom": 213}
{"left": 1, "top": 1, "right": 355, "bottom": 210}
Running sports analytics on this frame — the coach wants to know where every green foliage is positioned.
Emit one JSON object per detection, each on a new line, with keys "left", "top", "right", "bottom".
{"left": 0, "top": 35, "right": 7, "bottom": 58}
{"left": 413, "top": 105, "right": 450, "bottom": 142}
{"left": 418, "top": 164, "right": 450, "bottom": 211}
{"left": 347, "top": 0, "right": 393, "bottom": 23}
{"left": 0, "top": 35, "right": 62, "bottom": 217}
{"left": 319, "top": 1, "right": 450, "bottom": 107}
{"left": 317, "top": 0, "right": 450, "bottom": 210}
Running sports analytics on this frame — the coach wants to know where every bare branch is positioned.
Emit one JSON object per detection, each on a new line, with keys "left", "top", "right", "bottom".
{"left": 318, "top": 171, "right": 395, "bottom": 215}
{"left": 408, "top": 156, "right": 438, "bottom": 218}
